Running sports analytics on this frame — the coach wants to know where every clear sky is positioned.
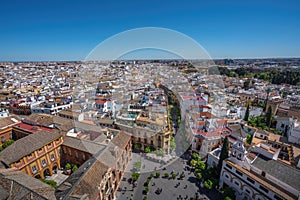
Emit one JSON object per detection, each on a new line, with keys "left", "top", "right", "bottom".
{"left": 1, "top": 0, "right": 300, "bottom": 61}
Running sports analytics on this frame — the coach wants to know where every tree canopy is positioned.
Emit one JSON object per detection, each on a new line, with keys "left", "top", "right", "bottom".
{"left": 217, "top": 66, "right": 300, "bottom": 85}
{"left": 0, "top": 140, "right": 14, "bottom": 152}
{"left": 243, "top": 79, "right": 251, "bottom": 90}
{"left": 204, "top": 179, "right": 213, "bottom": 190}
{"left": 170, "top": 136, "right": 176, "bottom": 150}
{"left": 39, "top": 179, "right": 58, "bottom": 189}
{"left": 192, "top": 152, "right": 201, "bottom": 161}
{"left": 190, "top": 159, "right": 197, "bottom": 168}
{"left": 132, "top": 172, "right": 140, "bottom": 182}
{"left": 194, "top": 169, "right": 202, "bottom": 180}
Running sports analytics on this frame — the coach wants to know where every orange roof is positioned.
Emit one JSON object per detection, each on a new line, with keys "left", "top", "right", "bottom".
{"left": 95, "top": 100, "right": 107, "bottom": 104}
{"left": 13, "top": 122, "right": 53, "bottom": 133}
{"left": 199, "top": 112, "right": 215, "bottom": 118}
{"left": 193, "top": 127, "right": 231, "bottom": 138}
{"left": 196, "top": 121, "right": 205, "bottom": 125}
{"left": 80, "top": 120, "right": 95, "bottom": 125}
{"left": 216, "top": 120, "right": 228, "bottom": 124}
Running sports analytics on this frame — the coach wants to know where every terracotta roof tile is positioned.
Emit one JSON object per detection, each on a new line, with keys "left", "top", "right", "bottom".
{"left": 0, "top": 131, "right": 61, "bottom": 165}
{"left": 0, "top": 115, "right": 21, "bottom": 129}
{"left": 111, "top": 131, "right": 131, "bottom": 149}
{"left": 62, "top": 136, "right": 106, "bottom": 155}
{"left": 0, "top": 168, "right": 56, "bottom": 199}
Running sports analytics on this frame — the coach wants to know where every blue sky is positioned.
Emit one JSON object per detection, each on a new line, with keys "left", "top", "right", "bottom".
{"left": 0, "top": 0, "right": 300, "bottom": 61}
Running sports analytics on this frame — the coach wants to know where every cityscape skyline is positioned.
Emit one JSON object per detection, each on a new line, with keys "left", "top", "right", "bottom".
{"left": 1, "top": 0, "right": 300, "bottom": 61}
{"left": 0, "top": 1, "right": 300, "bottom": 200}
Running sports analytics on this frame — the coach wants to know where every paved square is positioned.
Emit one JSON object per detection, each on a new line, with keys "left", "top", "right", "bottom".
{"left": 116, "top": 154, "right": 222, "bottom": 200}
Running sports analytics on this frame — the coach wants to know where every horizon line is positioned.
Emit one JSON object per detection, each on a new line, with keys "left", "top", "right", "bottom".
{"left": 0, "top": 56, "right": 300, "bottom": 63}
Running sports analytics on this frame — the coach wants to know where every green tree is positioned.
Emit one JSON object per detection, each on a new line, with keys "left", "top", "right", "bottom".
{"left": 144, "top": 179, "right": 150, "bottom": 186}
{"left": 132, "top": 172, "right": 140, "bottom": 182}
{"left": 65, "top": 163, "right": 71, "bottom": 170}
{"left": 192, "top": 152, "right": 201, "bottom": 161}
{"left": 243, "top": 79, "right": 250, "bottom": 90}
{"left": 179, "top": 172, "right": 185, "bottom": 179}
{"left": 259, "top": 72, "right": 269, "bottom": 81}
{"left": 2, "top": 140, "right": 14, "bottom": 149}
{"left": 170, "top": 136, "right": 176, "bottom": 150}
{"left": 258, "top": 102, "right": 265, "bottom": 108}
{"left": 203, "top": 166, "right": 218, "bottom": 180}
{"left": 246, "top": 134, "right": 253, "bottom": 145}
{"left": 264, "top": 88, "right": 271, "bottom": 112}
{"left": 204, "top": 179, "right": 213, "bottom": 190}
{"left": 217, "top": 137, "right": 229, "bottom": 177}
{"left": 196, "top": 160, "right": 206, "bottom": 171}
{"left": 145, "top": 146, "right": 151, "bottom": 153}
{"left": 194, "top": 169, "right": 202, "bottom": 180}
{"left": 144, "top": 186, "right": 149, "bottom": 193}
{"left": 172, "top": 173, "right": 177, "bottom": 179}
{"left": 134, "top": 162, "right": 141, "bottom": 170}
{"left": 188, "top": 63, "right": 194, "bottom": 68}
{"left": 190, "top": 159, "right": 197, "bottom": 168}
{"left": 156, "top": 148, "right": 164, "bottom": 156}
{"left": 163, "top": 173, "right": 169, "bottom": 178}
{"left": 229, "top": 71, "right": 237, "bottom": 77}
{"left": 72, "top": 165, "right": 78, "bottom": 172}
{"left": 266, "top": 106, "right": 272, "bottom": 128}
{"left": 244, "top": 104, "right": 250, "bottom": 121}
{"left": 134, "top": 143, "right": 142, "bottom": 150}
{"left": 248, "top": 117, "right": 256, "bottom": 126}
{"left": 155, "top": 172, "right": 160, "bottom": 178}
{"left": 222, "top": 186, "right": 236, "bottom": 200}
{"left": 234, "top": 67, "right": 248, "bottom": 77}
{"left": 39, "top": 179, "right": 58, "bottom": 189}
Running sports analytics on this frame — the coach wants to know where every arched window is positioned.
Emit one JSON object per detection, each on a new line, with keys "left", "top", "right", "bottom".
{"left": 232, "top": 151, "right": 236, "bottom": 157}
{"left": 233, "top": 180, "right": 241, "bottom": 188}
{"left": 237, "top": 153, "right": 242, "bottom": 160}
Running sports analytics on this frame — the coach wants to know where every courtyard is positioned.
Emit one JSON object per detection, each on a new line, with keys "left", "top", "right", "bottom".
{"left": 45, "top": 169, "right": 69, "bottom": 186}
